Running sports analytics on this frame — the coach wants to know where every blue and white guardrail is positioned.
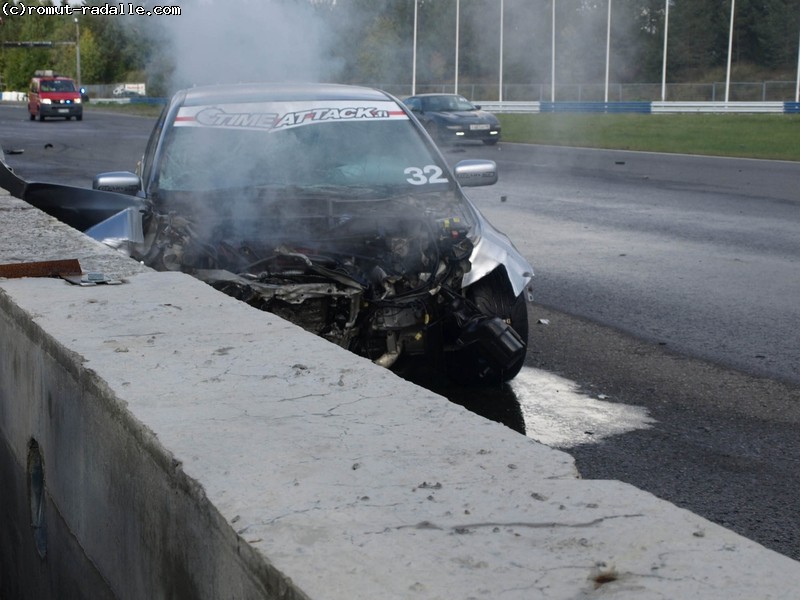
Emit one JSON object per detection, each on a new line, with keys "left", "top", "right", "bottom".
{"left": 478, "top": 100, "right": 800, "bottom": 114}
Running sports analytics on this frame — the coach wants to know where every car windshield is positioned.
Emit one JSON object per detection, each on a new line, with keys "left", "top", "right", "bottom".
{"left": 41, "top": 79, "right": 75, "bottom": 92}
{"left": 156, "top": 108, "right": 451, "bottom": 195}
{"left": 425, "top": 95, "right": 475, "bottom": 112}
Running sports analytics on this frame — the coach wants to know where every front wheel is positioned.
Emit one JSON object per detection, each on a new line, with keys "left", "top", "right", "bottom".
{"left": 449, "top": 268, "right": 529, "bottom": 385}
{"left": 483, "top": 138, "right": 499, "bottom": 146}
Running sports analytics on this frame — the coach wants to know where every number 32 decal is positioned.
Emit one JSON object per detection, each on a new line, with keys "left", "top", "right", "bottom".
{"left": 404, "top": 165, "right": 449, "bottom": 185}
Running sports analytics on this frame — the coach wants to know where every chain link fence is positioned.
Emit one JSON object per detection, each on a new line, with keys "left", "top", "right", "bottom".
{"left": 372, "top": 81, "right": 798, "bottom": 103}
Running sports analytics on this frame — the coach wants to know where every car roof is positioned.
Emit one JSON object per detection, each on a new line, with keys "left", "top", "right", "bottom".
{"left": 179, "top": 83, "right": 395, "bottom": 106}
{"left": 407, "top": 93, "right": 463, "bottom": 98}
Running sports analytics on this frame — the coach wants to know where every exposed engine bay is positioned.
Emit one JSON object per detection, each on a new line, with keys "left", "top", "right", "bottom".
{"left": 129, "top": 187, "right": 524, "bottom": 375}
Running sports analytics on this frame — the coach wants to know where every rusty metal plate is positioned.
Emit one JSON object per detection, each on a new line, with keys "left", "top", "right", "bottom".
{"left": 0, "top": 259, "right": 82, "bottom": 279}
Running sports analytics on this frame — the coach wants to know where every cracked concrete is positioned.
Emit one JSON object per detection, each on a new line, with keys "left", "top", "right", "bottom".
{"left": 2, "top": 189, "right": 800, "bottom": 598}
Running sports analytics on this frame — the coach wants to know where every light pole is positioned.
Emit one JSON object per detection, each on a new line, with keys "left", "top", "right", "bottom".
{"left": 498, "top": 0, "right": 504, "bottom": 102}
{"left": 661, "top": 0, "right": 670, "bottom": 102}
{"left": 551, "top": 0, "right": 555, "bottom": 102}
{"left": 454, "top": 0, "right": 460, "bottom": 94}
{"left": 412, "top": 0, "right": 417, "bottom": 96}
{"left": 74, "top": 18, "right": 81, "bottom": 88}
{"left": 795, "top": 26, "right": 800, "bottom": 102}
{"left": 604, "top": 0, "right": 612, "bottom": 103}
{"left": 725, "top": 0, "right": 735, "bottom": 103}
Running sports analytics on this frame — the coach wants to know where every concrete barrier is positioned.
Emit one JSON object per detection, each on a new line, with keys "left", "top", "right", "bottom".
{"left": 2, "top": 188, "right": 800, "bottom": 599}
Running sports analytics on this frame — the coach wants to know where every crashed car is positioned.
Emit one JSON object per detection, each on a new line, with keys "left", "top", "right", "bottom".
{"left": 3, "top": 83, "right": 533, "bottom": 383}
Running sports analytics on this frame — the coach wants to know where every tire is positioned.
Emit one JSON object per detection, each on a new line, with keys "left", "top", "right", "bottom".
{"left": 76, "top": 114, "right": 83, "bottom": 121}
{"left": 451, "top": 268, "right": 529, "bottom": 385}
{"left": 37, "top": 113, "right": 45, "bottom": 122}
{"left": 482, "top": 138, "right": 499, "bottom": 146}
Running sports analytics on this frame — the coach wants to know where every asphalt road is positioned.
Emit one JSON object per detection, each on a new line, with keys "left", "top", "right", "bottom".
{"left": 2, "top": 104, "right": 799, "bottom": 561}
{"left": 452, "top": 142, "right": 800, "bottom": 386}
{"left": 441, "top": 141, "right": 800, "bottom": 562}
{"left": 0, "top": 103, "right": 152, "bottom": 187}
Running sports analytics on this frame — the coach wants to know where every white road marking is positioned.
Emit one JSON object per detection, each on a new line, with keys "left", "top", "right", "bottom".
{"left": 510, "top": 367, "right": 656, "bottom": 448}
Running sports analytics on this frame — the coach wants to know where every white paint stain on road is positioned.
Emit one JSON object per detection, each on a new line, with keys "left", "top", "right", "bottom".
{"left": 510, "top": 367, "right": 656, "bottom": 448}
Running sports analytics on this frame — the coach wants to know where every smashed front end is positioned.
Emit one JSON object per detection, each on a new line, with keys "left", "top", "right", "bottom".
{"left": 129, "top": 186, "right": 524, "bottom": 376}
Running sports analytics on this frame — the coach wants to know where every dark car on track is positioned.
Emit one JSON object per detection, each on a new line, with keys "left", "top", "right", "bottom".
{"left": 403, "top": 93, "right": 501, "bottom": 146}
{"left": 2, "top": 83, "right": 532, "bottom": 384}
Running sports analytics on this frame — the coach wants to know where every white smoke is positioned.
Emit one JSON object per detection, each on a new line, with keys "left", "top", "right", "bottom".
{"left": 113, "top": 0, "right": 654, "bottom": 98}
{"left": 153, "top": 0, "right": 335, "bottom": 91}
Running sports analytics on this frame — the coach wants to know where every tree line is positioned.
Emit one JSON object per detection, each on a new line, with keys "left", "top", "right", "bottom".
{"left": 1, "top": 1, "right": 157, "bottom": 91}
{"left": 1, "top": 0, "right": 798, "bottom": 95}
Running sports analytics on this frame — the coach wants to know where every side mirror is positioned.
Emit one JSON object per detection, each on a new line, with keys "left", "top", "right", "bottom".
{"left": 93, "top": 171, "right": 141, "bottom": 196}
{"left": 453, "top": 159, "right": 498, "bottom": 187}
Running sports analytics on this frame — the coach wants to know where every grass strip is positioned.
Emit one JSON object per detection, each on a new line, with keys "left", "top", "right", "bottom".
{"left": 85, "top": 102, "right": 165, "bottom": 118}
{"left": 499, "top": 113, "right": 800, "bottom": 161}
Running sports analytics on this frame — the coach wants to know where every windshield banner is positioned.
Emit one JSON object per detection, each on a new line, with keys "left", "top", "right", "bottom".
{"left": 174, "top": 101, "right": 409, "bottom": 131}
